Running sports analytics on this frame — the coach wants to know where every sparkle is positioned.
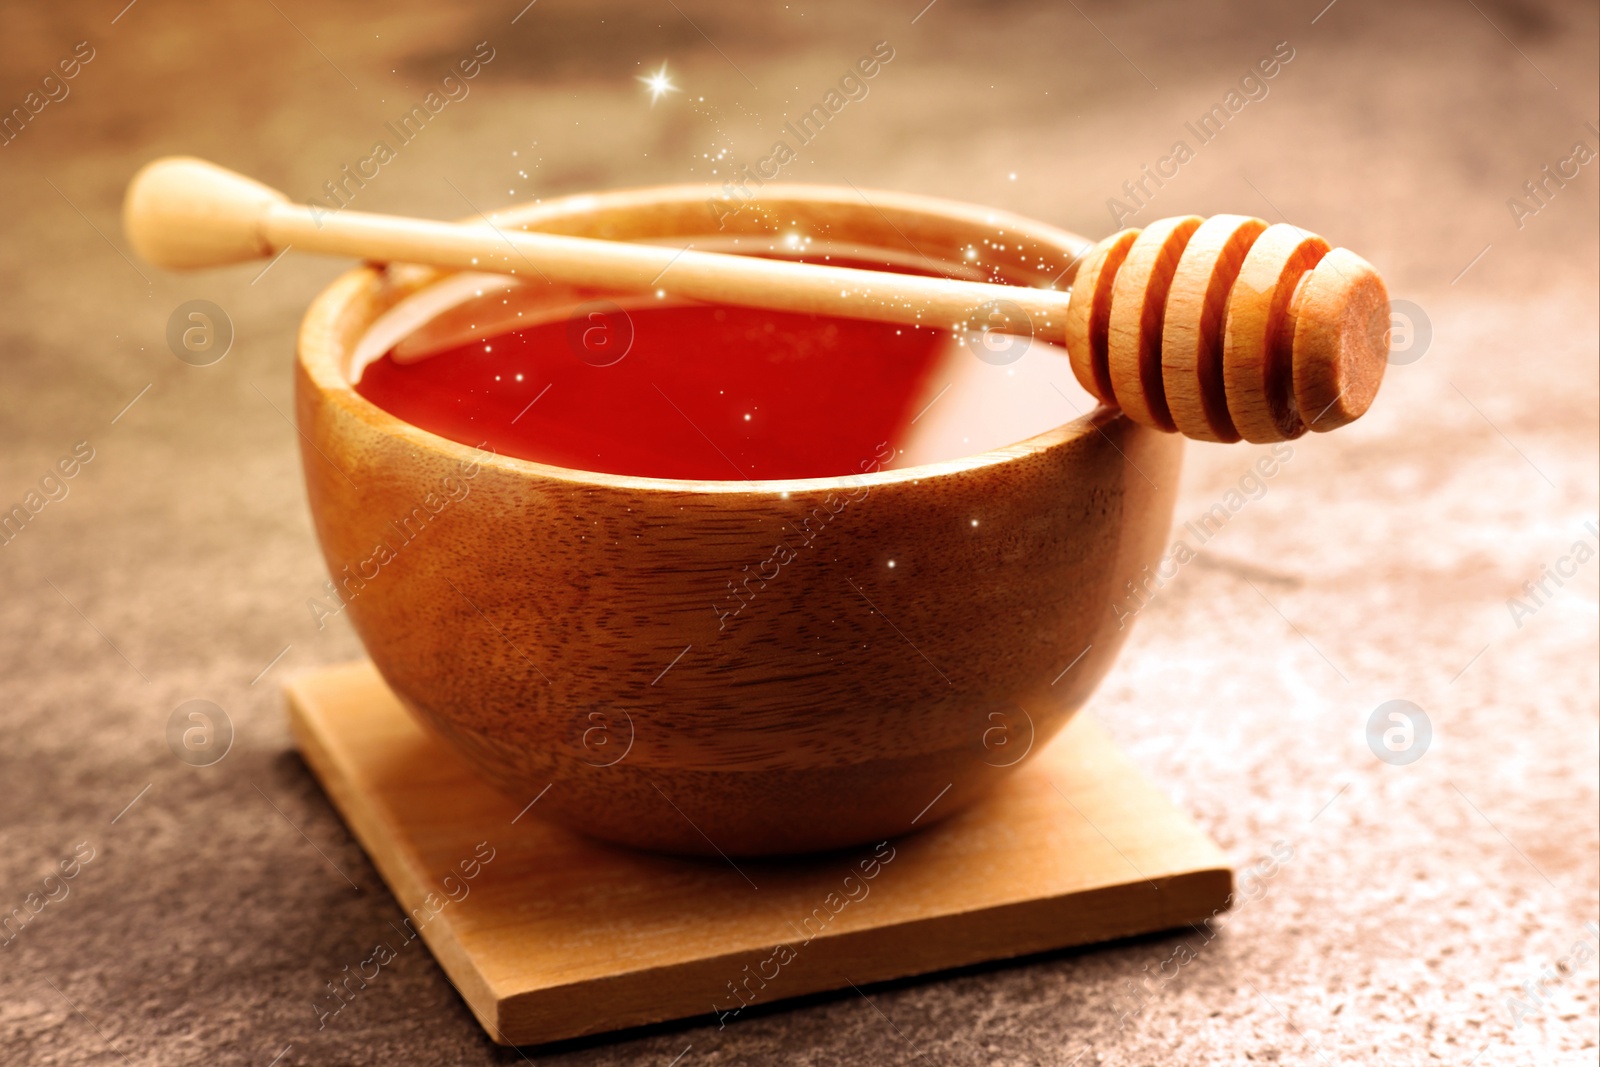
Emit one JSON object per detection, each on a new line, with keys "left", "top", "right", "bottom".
{"left": 638, "top": 63, "right": 680, "bottom": 105}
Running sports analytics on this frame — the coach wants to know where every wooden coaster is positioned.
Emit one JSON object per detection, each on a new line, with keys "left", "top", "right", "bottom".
{"left": 286, "top": 661, "right": 1232, "bottom": 1046}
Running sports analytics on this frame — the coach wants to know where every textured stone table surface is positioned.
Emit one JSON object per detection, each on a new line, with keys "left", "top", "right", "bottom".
{"left": 1, "top": 1, "right": 1595, "bottom": 1064}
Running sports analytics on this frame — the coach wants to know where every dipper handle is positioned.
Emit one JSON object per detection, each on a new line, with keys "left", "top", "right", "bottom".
{"left": 121, "top": 156, "right": 1074, "bottom": 335}
{"left": 123, "top": 156, "right": 290, "bottom": 271}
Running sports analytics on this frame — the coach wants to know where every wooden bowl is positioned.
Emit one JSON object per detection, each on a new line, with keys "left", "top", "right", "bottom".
{"left": 294, "top": 184, "right": 1183, "bottom": 856}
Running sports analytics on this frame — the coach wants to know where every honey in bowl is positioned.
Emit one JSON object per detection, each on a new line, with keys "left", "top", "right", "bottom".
{"left": 350, "top": 261, "right": 1098, "bottom": 482}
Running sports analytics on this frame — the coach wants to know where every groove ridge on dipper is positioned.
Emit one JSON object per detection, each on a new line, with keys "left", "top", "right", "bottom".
{"left": 1065, "top": 215, "right": 1390, "bottom": 443}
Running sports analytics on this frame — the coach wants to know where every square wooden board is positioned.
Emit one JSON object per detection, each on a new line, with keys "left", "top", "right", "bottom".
{"left": 286, "top": 661, "right": 1232, "bottom": 1046}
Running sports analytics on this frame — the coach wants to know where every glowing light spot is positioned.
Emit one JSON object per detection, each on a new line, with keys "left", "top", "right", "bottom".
{"left": 638, "top": 63, "right": 680, "bottom": 105}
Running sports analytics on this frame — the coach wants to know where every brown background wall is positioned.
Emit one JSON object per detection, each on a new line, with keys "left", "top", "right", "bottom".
{"left": 0, "top": 1, "right": 1595, "bottom": 1064}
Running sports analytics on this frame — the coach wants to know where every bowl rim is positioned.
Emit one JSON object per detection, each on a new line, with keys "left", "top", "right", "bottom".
{"left": 296, "top": 182, "right": 1122, "bottom": 497}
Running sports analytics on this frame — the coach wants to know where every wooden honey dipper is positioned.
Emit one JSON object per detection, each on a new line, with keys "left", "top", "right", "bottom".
{"left": 124, "top": 157, "right": 1390, "bottom": 442}
{"left": 1066, "top": 214, "right": 1388, "bottom": 442}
